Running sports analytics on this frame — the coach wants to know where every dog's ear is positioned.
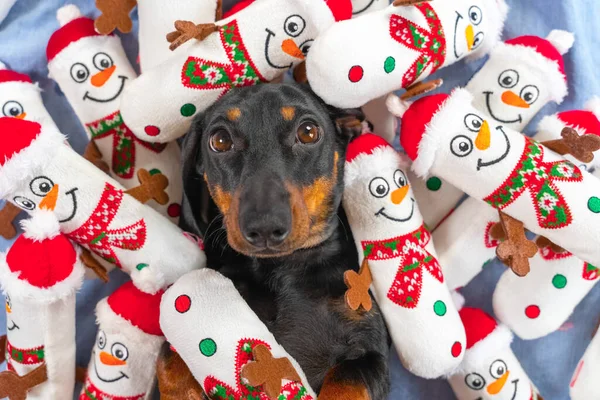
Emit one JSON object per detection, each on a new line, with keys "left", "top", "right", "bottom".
{"left": 328, "top": 106, "right": 366, "bottom": 142}
{"left": 179, "top": 116, "right": 210, "bottom": 236}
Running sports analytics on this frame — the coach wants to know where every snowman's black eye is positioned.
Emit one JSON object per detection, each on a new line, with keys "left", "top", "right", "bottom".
{"left": 369, "top": 177, "right": 390, "bottom": 198}
{"left": 450, "top": 135, "right": 474, "bottom": 158}
{"left": 284, "top": 15, "right": 306, "bottom": 38}
{"left": 70, "top": 63, "right": 90, "bottom": 83}
{"left": 472, "top": 32, "right": 484, "bottom": 49}
{"left": 464, "top": 113, "right": 485, "bottom": 132}
{"left": 93, "top": 52, "right": 114, "bottom": 71}
{"left": 13, "top": 196, "right": 36, "bottom": 211}
{"left": 29, "top": 176, "right": 54, "bottom": 197}
{"left": 520, "top": 85, "right": 540, "bottom": 105}
{"left": 111, "top": 343, "right": 129, "bottom": 361}
{"left": 2, "top": 101, "right": 24, "bottom": 117}
{"left": 394, "top": 169, "right": 408, "bottom": 188}
{"left": 299, "top": 39, "right": 314, "bottom": 55}
{"left": 97, "top": 330, "right": 106, "bottom": 349}
{"left": 490, "top": 359, "right": 508, "bottom": 379}
{"left": 498, "top": 69, "right": 519, "bottom": 89}
{"left": 465, "top": 373, "right": 486, "bottom": 390}
{"left": 468, "top": 6, "right": 483, "bottom": 25}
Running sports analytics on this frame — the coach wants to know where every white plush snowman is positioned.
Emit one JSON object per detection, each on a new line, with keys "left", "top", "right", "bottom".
{"left": 0, "top": 224, "right": 84, "bottom": 399}
{"left": 466, "top": 30, "right": 574, "bottom": 131}
{"left": 449, "top": 307, "right": 541, "bottom": 400}
{"left": 81, "top": 281, "right": 164, "bottom": 400}
{"left": 137, "top": 0, "right": 221, "bottom": 72}
{"left": 0, "top": 63, "right": 56, "bottom": 129}
{"left": 0, "top": 117, "right": 205, "bottom": 294}
{"left": 120, "top": 0, "right": 352, "bottom": 144}
{"left": 343, "top": 133, "right": 466, "bottom": 378}
{"left": 306, "top": 0, "right": 508, "bottom": 109}
{"left": 47, "top": 5, "right": 184, "bottom": 222}
{"left": 570, "top": 322, "right": 600, "bottom": 400}
{"left": 397, "top": 89, "right": 600, "bottom": 269}
{"left": 160, "top": 269, "right": 316, "bottom": 399}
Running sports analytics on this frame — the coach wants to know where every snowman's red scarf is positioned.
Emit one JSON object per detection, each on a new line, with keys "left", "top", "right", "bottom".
{"left": 6, "top": 340, "right": 44, "bottom": 372}
{"left": 66, "top": 183, "right": 147, "bottom": 268}
{"left": 86, "top": 111, "right": 167, "bottom": 180}
{"left": 181, "top": 20, "right": 267, "bottom": 95}
{"left": 484, "top": 138, "right": 583, "bottom": 229}
{"left": 389, "top": 3, "right": 446, "bottom": 88}
{"left": 80, "top": 377, "right": 145, "bottom": 400}
{"left": 362, "top": 224, "right": 443, "bottom": 308}
{"left": 203, "top": 338, "right": 313, "bottom": 400}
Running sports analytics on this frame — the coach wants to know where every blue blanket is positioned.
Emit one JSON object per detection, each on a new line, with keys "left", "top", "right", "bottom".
{"left": 1, "top": 1, "right": 598, "bottom": 398}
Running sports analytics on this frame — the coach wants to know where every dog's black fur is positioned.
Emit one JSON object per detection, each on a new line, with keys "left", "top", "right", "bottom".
{"left": 180, "top": 83, "right": 390, "bottom": 399}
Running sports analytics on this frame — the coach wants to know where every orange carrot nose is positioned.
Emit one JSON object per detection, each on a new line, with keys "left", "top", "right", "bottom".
{"left": 501, "top": 90, "right": 530, "bottom": 108}
{"left": 39, "top": 184, "right": 59, "bottom": 211}
{"left": 487, "top": 371, "right": 509, "bottom": 395}
{"left": 15, "top": 112, "right": 26, "bottom": 120}
{"left": 465, "top": 24, "right": 475, "bottom": 51}
{"left": 281, "top": 39, "right": 305, "bottom": 60}
{"left": 99, "top": 351, "right": 127, "bottom": 366}
{"left": 5, "top": 303, "right": 11, "bottom": 314}
{"left": 91, "top": 65, "right": 116, "bottom": 87}
{"left": 391, "top": 185, "right": 410, "bottom": 205}
{"left": 475, "top": 120, "right": 491, "bottom": 151}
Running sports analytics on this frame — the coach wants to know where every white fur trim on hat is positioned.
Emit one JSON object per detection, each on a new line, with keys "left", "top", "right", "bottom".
{"left": 57, "top": 4, "right": 82, "bottom": 27}
{"left": 585, "top": 96, "right": 600, "bottom": 118}
{"left": 344, "top": 144, "right": 409, "bottom": 187}
{"left": 95, "top": 298, "right": 165, "bottom": 350}
{"left": 386, "top": 94, "right": 410, "bottom": 118}
{"left": 466, "top": 0, "right": 509, "bottom": 61}
{"left": 0, "top": 249, "right": 84, "bottom": 304}
{"left": 411, "top": 88, "right": 474, "bottom": 178}
{"left": 546, "top": 29, "right": 575, "bottom": 55}
{"left": 451, "top": 290, "right": 465, "bottom": 311}
{"left": 20, "top": 209, "right": 61, "bottom": 241}
{"left": 0, "top": 61, "right": 6, "bottom": 70}
{"left": 0, "top": 126, "right": 65, "bottom": 199}
{"left": 459, "top": 324, "right": 513, "bottom": 373}
{"left": 535, "top": 114, "right": 568, "bottom": 141}
{"left": 490, "top": 41, "right": 569, "bottom": 104}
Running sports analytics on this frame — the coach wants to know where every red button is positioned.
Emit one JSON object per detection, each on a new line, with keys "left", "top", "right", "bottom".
{"left": 144, "top": 125, "right": 161, "bottom": 137}
{"left": 525, "top": 305, "right": 540, "bottom": 319}
{"left": 348, "top": 65, "right": 364, "bottom": 83}
{"left": 451, "top": 341, "right": 462, "bottom": 358}
{"left": 175, "top": 294, "right": 191, "bottom": 314}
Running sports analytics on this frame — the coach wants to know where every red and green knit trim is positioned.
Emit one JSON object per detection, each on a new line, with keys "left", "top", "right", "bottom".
{"left": 389, "top": 3, "right": 446, "bottom": 88}
{"left": 582, "top": 263, "right": 600, "bottom": 281}
{"left": 362, "top": 224, "right": 443, "bottom": 308}
{"left": 181, "top": 20, "right": 267, "bottom": 94}
{"left": 6, "top": 341, "right": 44, "bottom": 365}
{"left": 484, "top": 138, "right": 583, "bottom": 229}
{"left": 86, "top": 111, "right": 167, "bottom": 179}
{"left": 79, "top": 377, "right": 145, "bottom": 400}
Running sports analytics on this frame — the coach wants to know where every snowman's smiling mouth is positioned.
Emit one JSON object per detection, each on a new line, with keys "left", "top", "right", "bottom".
{"left": 453, "top": 12, "right": 464, "bottom": 59}
{"left": 476, "top": 127, "right": 511, "bottom": 171}
{"left": 93, "top": 351, "right": 129, "bottom": 383}
{"left": 59, "top": 188, "right": 79, "bottom": 223}
{"left": 83, "top": 76, "right": 128, "bottom": 103}
{"left": 264, "top": 29, "right": 294, "bottom": 70}
{"left": 473, "top": 380, "right": 518, "bottom": 400}
{"left": 484, "top": 92, "right": 523, "bottom": 124}
{"left": 7, "top": 320, "right": 19, "bottom": 331}
{"left": 375, "top": 198, "right": 415, "bottom": 222}
{"left": 353, "top": 0, "right": 376, "bottom": 15}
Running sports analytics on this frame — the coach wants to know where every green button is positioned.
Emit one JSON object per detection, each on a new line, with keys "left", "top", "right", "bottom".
{"left": 199, "top": 338, "right": 217, "bottom": 357}
{"left": 384, "top": 56, "right": 396, "bottom": 74}
{"left": 588, "top": 196, "right": 600, "bottom": 213}
{"left": 426, "top": 177, "right": 442, "bottom": 191}
{"left": 136, "top": 263, "right": 148, "bottom": 271}
{"left": 433, "top": 300, "right": 446, "bottom": 316}
{"left": 180, "top": 103, "right": 197, "bottom": 117}
{"left": 552, "top": 274, "right": 567, "bottom": 289}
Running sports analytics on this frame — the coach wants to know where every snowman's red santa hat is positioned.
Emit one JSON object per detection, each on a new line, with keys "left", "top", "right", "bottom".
{"left": 0, "top": 117, "right": 65, "bottom": 199}
{"left": 223, "top": 0, "right": 352, "bottom": 21}
{"left": 489, "top": 30, "right": 574, "bottom": 104}
{"left": 96, "top": 281, "right": 165, "bottom": 348}
{"left": 0, "top": 61, "right": 32, "bottom": 84}
{"left": 0, "top": 232, "right": 83, "bottom": 303}
{"left": 459, "top": 307, "right": 513, "bottom": 371}
{"left": 47, "top": 4, "right": 115, "bottom": 63}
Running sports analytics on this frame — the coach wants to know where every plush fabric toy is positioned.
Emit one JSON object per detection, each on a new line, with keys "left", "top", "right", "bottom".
{"left": 0, "top": 214, "right": 84, "bottom": 399}
{"left": 351, "top": 0, "right": 388, "bottom": 16}
{"left": 160, "top": 268, "right": 316, "bottom": 399}
{"left": 305, "top": 0, "right": 508, "bottom": 109}
{"left": 396, "top": 89, "right": 600, "bottom": 276}
{"left": 0, "top": 0, "right": 15, "bottom": 25}
{"left": 342, "top": 133, "right": 465, "bottom": 378}
{"left": 137, "top": 0, "right": 222, "bottom": 72}
{"left": 448, "top": 307, "right": 542, "bottom": 400}
{"left": 0, "top": 117, "right": 205, "bottom": 294}
{"left": 570, "top": 321, "right": 600, "bottom": 400}
{"left": 80, "top": 281, "right": 164, "bottom": 400}
{"left": 466, "top": 30, "right": 574, "bottom": 132}
{"left": 47, "top": 5, "right": 184, "bottom": 222}
{"left": 120, "top": 0, "right": 352, "bottom": 144}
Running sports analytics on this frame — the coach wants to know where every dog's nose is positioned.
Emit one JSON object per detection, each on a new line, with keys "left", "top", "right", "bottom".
{"left": 242, "top": 218, "right": 290, "bottom": 248}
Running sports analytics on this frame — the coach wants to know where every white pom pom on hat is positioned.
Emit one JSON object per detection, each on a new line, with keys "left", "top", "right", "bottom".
{"left": 56, "top": 4, "right": 83, "bottom": 27}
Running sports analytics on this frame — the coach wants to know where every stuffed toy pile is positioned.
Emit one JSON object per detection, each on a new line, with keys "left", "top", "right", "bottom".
{"left": 1, "top": 0, "right": 600, "bottom": 398}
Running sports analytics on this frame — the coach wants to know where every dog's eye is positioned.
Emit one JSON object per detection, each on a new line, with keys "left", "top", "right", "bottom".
{"left": 296, "top": 122, "right": 321, "bottom": 144}
{"left": 209, "top": 130, "right": 234, "bottom": 153}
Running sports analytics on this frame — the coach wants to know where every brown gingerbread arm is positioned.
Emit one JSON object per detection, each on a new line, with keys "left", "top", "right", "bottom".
{"left": 541, "top": 127, "right": 600, "bottom": 164}
{"left": 215, "top": 0, "right": 223, "bottom": 20}
{"left": 83, "top": 141, "right": 110, "bottom": 175}
{"left": 80, "top": 248, "right": 110, "bottom": 283}
{"left": 0, "top": 203, "right": 21, "bottom": 240}
{"left": 344, "top": 258, "right": 373, "bottom": 312}
{"left": 392, "top": 0, "right": 432, "bottom": 7}
{"left": 495, "top": 211, "right": 538, "bottom": 277}
{"left": 0, "top": 363, "right": 47, "bottom": 400}
{"left": 400, "top": 79, "right": 443, "bottom": 101}
{"left": 94, "top": 0, "right": 137, "bottom": 34}
{"left": 167, "top": 20, "right": 220, "bottom": 51}
{"left": 125, "top": 169, "right": 170, "bottom": 205}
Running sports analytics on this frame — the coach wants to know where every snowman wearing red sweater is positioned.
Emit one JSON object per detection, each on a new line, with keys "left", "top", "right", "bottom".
{"left": 343, "top": 134, "right": 465, "bottom": 378}
{"left": 81, "top": 282, "right": 164, "bottom": 400}
{"left": 47, "top": 5, "right": 183, "bottom": 222}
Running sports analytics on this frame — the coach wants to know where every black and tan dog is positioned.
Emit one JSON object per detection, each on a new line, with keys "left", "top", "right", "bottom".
{"left": 169, "top": 83, "right": 390, "bottom": 399}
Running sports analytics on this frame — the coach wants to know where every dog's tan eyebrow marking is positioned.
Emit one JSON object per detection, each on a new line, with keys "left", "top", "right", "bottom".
{"left": 280, "top": 106, "right": 296, "bottom": 121}
{"left": 227, "top": 108, "right": 242, "bottom": 121}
